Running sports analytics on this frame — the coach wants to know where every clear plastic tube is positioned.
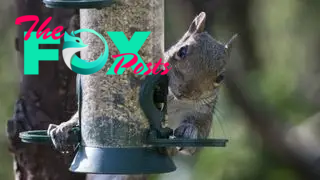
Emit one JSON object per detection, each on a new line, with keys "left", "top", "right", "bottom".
{"left": 79, "top": 0, "right": 164, "bottom": 148}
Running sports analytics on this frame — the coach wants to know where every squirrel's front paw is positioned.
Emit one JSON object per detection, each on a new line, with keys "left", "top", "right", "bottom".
{"left": 174, "top": 123, "right": 198, "bottom": 155}
{"left": 47, "top": 122, "right": 75, "bottom": 153}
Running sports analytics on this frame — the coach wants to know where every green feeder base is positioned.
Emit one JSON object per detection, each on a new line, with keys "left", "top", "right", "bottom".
{"left": 70, "top": 146, "right": 176, "bottom": 174}
{"left": 43, "top": 0, "right": 114, "bottom": 9}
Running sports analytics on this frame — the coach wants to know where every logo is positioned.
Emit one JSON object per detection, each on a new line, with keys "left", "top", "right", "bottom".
{"left": 15, "top": 15, "right": 171, "bottom": 75}
{"left": 62, "top": 29, "right": 109, "bottom": 75}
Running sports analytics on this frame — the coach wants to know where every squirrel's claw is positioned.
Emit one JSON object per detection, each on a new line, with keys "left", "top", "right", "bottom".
{"left": 47, "top": 124, "right": 58, "bottom": 136}
{"left": 47, "top": 123, "right": 74, "bottom": 153}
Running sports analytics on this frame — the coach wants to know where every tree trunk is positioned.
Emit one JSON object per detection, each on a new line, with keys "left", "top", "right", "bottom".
{"left": 6, "top": 1, "right": 86, "bottom": 180}
{"left": 78, "top": 1, "right": 164, "bottom": 180}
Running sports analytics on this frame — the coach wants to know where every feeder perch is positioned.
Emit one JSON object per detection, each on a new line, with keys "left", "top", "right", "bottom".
{"left": 42, "top": 0, "right": 114, "bottom": 9}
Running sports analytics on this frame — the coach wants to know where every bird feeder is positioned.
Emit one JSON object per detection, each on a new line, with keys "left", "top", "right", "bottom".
{"left": 42, "top": 0, "right": 114, "bottom": 8}
{"left": 19, "top": 73, "right": 228, "bottom": 174}
{"left": 19, "top": 0, "right": 228, "bottom": 175}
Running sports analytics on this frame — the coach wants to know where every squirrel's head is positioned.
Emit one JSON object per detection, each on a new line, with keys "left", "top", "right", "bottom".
{"left": 165, "top": 12, "right": 237, "bottom": 103}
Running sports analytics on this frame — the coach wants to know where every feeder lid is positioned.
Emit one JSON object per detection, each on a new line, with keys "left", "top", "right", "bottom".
{"left": 43, "top": 0, "right": 114, "bottom": 9}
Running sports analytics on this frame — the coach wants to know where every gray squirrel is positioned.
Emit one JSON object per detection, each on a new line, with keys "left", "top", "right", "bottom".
{"left": 164, "top": 12, "right": 236, "bottom": 155}
{"left": 47, "top": 12, "right": 237, "bottom": 155}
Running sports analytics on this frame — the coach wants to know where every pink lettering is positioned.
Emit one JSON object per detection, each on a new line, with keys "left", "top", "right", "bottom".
{"left": 112, "top": 53, "right": 138, "bottom": 74}
{"left": 15, "top": 15, "right": 64, "bottom": 41}
{"left": 112, "top": 53, "right": 171, "bottom": 75}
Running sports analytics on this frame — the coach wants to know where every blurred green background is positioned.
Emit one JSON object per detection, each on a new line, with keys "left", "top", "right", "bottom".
{"left": 0, "top": 0, "right": 19, "bottom": 179}
{"left": 1, "top": 0, "right": 320, "bottom": 179}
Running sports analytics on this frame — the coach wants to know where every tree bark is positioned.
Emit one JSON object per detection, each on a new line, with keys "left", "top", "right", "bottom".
{"left": 78, "top": 1, "right": 164, "bottom": 180}
{"left": 6, "top": 0, "right": 86, "bottom": 180}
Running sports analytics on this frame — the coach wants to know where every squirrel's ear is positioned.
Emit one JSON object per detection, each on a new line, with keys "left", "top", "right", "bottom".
{"left": 188, "top": 12, "right": 206, "bottom": 34}
{"left": 225, "top": 34, "right": 238, "bottom": 54}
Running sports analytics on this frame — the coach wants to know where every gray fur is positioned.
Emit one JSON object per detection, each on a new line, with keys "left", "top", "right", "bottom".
{"left": 164, "top": 12, "right": 236, "bottom": 155}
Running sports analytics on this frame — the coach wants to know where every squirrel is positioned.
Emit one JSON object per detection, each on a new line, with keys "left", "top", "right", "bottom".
{"left": 163, "top": 12, "right": 236, "bottom": 155}
{"left": 47, "top": 12, "right": 237, "bottom": 155}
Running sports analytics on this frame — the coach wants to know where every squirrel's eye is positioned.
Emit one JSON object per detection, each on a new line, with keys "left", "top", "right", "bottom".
{"left": 215, "top": 74, "right": 224, "bottom": 84}
{"left": 175, "top": 45, "right": 188, "bottom": 60}
{"left": 76, "top": 39, "right": 80, "bottom": 43}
